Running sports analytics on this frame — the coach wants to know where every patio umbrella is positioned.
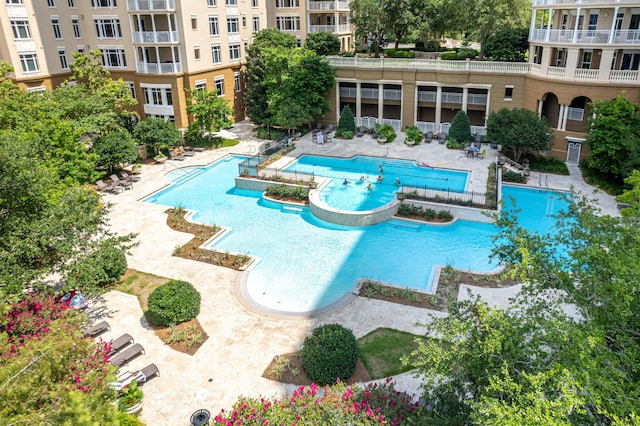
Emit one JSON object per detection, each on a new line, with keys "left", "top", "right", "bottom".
{"left": 69, "top": 293, "right": 88, "bottom": 310}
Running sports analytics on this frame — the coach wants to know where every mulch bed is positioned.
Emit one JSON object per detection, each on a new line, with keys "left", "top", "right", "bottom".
{"left": 262, "top": 352, "right": 370, "bottom": 385}
{"left": 153, "top": 318, "right": 208, "bottom": 356}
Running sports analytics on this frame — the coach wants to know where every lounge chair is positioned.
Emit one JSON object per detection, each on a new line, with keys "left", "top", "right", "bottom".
{"left": 108, "top": 363, "right": 160, "bottom": 391}
{"left": 185, "top": 145, "right": 205, "bottom": 152}
{"left": 438, "top": 132, "right": 447, "bottom": 144}
{"left": 179, "top": 146, "right": 196, "bottom": 157}
{"left": 109, "top": 333, "right": 134, "bottom": 356}
{"left": 84, "top": 320, "right": 110, "bottom": 337}
{"left": 356, "top": 126, "right": 365, "bottom": 137}
{"left": 119, "top": 170, "right": 141, "bottom": 182}
{"left": 110, "top": 343, "right": 145, "bottom": 367}
{"left": 95, "top": 179, "right": 123, "bottom": 194}
{"left": 424, "top": 131, "right": 433, "bottom": 143}
{"left": 110, "top": 174, "right": 133, "bottom": 190}
{"left": 168, "top": 149, "right": 185, "bottom": 161}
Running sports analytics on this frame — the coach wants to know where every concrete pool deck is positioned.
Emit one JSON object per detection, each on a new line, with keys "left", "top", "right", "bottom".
{"left": 87, "top": 121, "right": 620, "bottom": 425}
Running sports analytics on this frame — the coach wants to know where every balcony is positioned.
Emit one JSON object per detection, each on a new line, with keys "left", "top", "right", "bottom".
{"left": 532, "top": 0, "right": 637, "bottom": 6}
{"left": 530, "top": 28, "right": 640, "bottom": 45}
{"left": 309, "top": 24, "right": 350, "bottom": 33}
{"left": 127, "top": 0, "right": 175, "bottom": 11}
{"left": 307, "top": 0, "right": 350, "bottom": 11}
{"left": 136, "top": 61, "right": 182, "bottom": 74}
{"left": 132, "top": 31, "right": 179, "bottom": 43}
{"left": 144, "top": 104, "right": 174, "bottom": 116}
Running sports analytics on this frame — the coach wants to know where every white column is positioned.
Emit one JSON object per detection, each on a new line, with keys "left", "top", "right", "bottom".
{"left": 334, "top": 12, "right": 339, "bottom": 32}
{"left": 609, "top": 6, "right": 619, "bottom": 43}
{"left": 562, "top": 105, "right": 569, "bottom": 131}
{"left": 462, "top": 87, "right": 468, "bottom": 112}
{"left": 557, "top": 105, "right": 565, "bottom": 130}
{"left": 413, "top": 86, "right": 418, "bottom": 126}
{"left": 538, "top": 99, "right": 544, "bottom": 116}
{"left": 377, "top": 83, "right": 384, "bottom": 123}
{"left": 335, "top": 84, "right": 341, "bottom": 123}
{"left": 545, "top": 9, "right": 553, "bottom": 42}
{"left": 529, "top": 10, "right": 537, "bottom": 40}
{"left": 572, "top": 8, "right": 581, "bottom": 44}
{"left": 599, "top": 49, "right": 615, "bottom": 82}
{"left": 435, "top": 86, "right": 442, "bottom": 131}
{"left": 355, "top": 81, "right": 362, "bottom": 125}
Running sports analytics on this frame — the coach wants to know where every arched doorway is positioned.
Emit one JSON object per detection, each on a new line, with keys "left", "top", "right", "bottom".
{"left": 540, "top": 92, "right": 559, "bottom": 128}
{"left": 566, "top": 96, "right": 591, "bottom": 133}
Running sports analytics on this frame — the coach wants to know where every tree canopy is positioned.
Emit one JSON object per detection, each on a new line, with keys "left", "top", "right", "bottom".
{"left": 585, "top": 94, "right": 640, "bottom": 183}
{"left": 486, "top": 107, "right": 552, "bottom": 162}
{"left": 304, "top": 32, "right": 341, "bottom": 56}
{"left": 185, "top": 88, "right": 234, "bottom": 137}
{"left": 448, "top": 110, "right": 472, "bottom": 143}
{"left": 484, "top": 28, "right": 530, "bottom": 61}
{"left": 350, "top": 0, "right": 389, "bottom": 57}
{"left": 133, "top": 118, "right": 179, "bottom": 156}
{"left": 91, "top": 129, "right": 138, "bottom": 173}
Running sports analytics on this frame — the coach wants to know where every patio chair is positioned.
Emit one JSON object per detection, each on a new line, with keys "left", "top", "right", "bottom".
{"left": 95, "top": 179, "right": 123, "bottom": 194}
{"left": 423, "top": 131, "right": 433, "bottom": 143}
{"left": 179, "top": 146, "right": 196, "bottom": 157}
{"left": 168, "top": 149, "right": 185, "bottom": 161}
{"left": 109, "top": 363, "right": 160, "bottom": 391}
{"left": 119, "top": 170, "right": 141, "bottom": 183}
{"left": 356, "top": 126, "right": 365, "bottom": 137}
{"left": 110, "top": 343, "right": 145, "bottom": 367}
{"left": 185, "top": 145, "right": 205, "bottom": 152}
{"left": 83, "top": 320, "right": 110, "bottom": 337}
{"left": 438, "top": 132, "right": 447, "bottom": 144}
{"left": 109, "top": 333, "right": 134, "bottom": 356}
{"left": 473, "top": 134, "right": 482, "bottom": 149}
{"left": 110, "top": 174, "right": 133, "bottom": 190}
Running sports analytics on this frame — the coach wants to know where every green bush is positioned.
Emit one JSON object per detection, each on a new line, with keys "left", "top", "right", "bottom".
{"left": 265, "top": 184, "right": 308, "bottom": 201}
{"left": 415, "top": 40, "right": 426, "bottom": 51}
{"left": 301, "top": 323, "right": 359, "bottom": 386}
{"left": 404, "top": 126, "right": 422, "bottom": 145}
{"left": 529, "top": 156, "right": 570, "bottom": 175}
{"left": 384, "top": 49, "right": 415, "bottom": 58}
{"left": 502, "top": 170, "right": 526, "bottom": 183}
{"left": 440, "top": 52, "right": 459, "bottom": 60}
{"left": 423, "top": 208, "right": 436, "bottom": 220}
{"left": 146, "top": 280, "right": 201, "bottom": 327}
{"left": 374, "top": 124, "right": 396, "bottom": 143}
{"left": 66, "top": 243, "right": 127, "bottom": 292}
{"left": 437, "top": 210, "right": 454, "bottom": 221}
{"left": 446, "top": 140, "right": 465, "bottom": 150}
{"left": 339, "top": 130, "right": 354, "bottom": 139}
{"left": 336, "top": 105, "right": 356, "bottom": 135}
{"left": 448, "top": 110, "right": 471, "bottom": 143}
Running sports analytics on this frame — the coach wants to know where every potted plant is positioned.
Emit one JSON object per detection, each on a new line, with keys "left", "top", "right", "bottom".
{"left": 404, "top": 126, "right": 422, "bottom": 146}
{"left": 117, "top": 379, "right": 144, "bottom": 414}
{"left": 154, "top": 152, "right": 167, "bottom": 164}
{"left": 132, "top": 162, "right": 142, "bottom": 174}
{"left": 523, "top": 167, "right": 531, "bottom": 176}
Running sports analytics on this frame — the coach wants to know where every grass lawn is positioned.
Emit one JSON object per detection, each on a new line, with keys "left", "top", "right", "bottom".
{"left": 114, "top": 269, "right": 169, "bottom": 311}
{"left": 358, "top": 327, "right": 422, "bottom": 379}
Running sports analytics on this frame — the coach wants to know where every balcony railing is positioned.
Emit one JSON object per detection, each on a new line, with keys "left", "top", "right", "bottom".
{"left": 136, "top": 61, "right": 182, "bottom": 74}
{"left": 360, "top": 87, "right": 378, "bottom": 99}
{"left": 132, "top": 31, "right": 179, "bottom": 43}
{"left": 530, "top": 28, "right": 640, "bottom": 44}
{"left": 532, "top": 0, "right": 637, "bottom": 6}
{"left": 383, "top": 89, "right": 402, "bottom": 100}
{"left": 127, "top": 0, "right": 175, "bottom": 11}
{"left": 309, "top": 24, "right": 350, "bottom": 33}
{"left": 307, "top": 0, "right": 350, "bottom": 11}
{"left": 339, "top": 87, "right": 356, "bottom": 97}
{"left": 574, "top": 69, "right": 599, "bottom": 80}
{"left": 609, "top": 70, "right": 639, "bottom": 81}
{"left": 566, "top": 107, "right": 585, "bottom": 121}
{"left": 417, "top": 91, "right": 436, "bottom": 102}
{"left": 468, "top": 93, "right": 488, "bottom": 105}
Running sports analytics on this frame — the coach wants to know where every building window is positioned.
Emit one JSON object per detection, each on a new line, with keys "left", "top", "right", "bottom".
{"left": 194, "top": 46, "right": 201, "bottom": 60}
{"left": 211, "top": 43, "right": 221, "bottom": 64}
{"left": 94, "top": 19, "right": 122, "bottom": 38}
{"left": 296, "top": 38, "right": 301, "bottom": 47}
{"left": 71, "top": 19, "right": 81, "bottom": 38}
{"left": 229, "top": 43, "right": 241, "bottom": 61}
{"left": 128, "top": 81, "right": 136, "bottom": 99}
{"left": 91, "top": 0, "right": 117, "bottom": 6}
{"left": 214, "top": 76, "right": 225, "bottom": 96}
{"left": 191, "top": 16, "right": 197, "bottom": 30}
{"left": 580, "top": 51, "right": 593, "bottom": 69}
{"left": 47, "top": 0, "right": 55, "bottom": 7}
{"left": 207, "top": 0, "right": 216, "bottom": 5}
{"left": 252, "top": 16, "right": 260, "bottom": 33}
{"left": 58, "top": 49, "right": 69, "bottom": 69}
{"left": 225, "top": 0, "right": 237, "bottom": 5}
{"left": 11, "top": 20, "right": 31, "bottom": 39}
{"left": 275, "top": 0, "right": 298, "bottom": 6}
{"left": 100, "top": 48, "right": 126, "bottom": 68}
{"left": 588, "top": 14, "right": 598, "bottom": 34}
{"left": 68, "top": 0, "right": 75, "bottom": 7}
{"left": 143, "top": 87, "right": 173, "bottom": 106}
{"left": 195, "top": 79, "right": 207, "bottom": 93}
{"left": 6, "top": 0, "right": 25, "bottom": 4}
{"left": 533, "top": 46, "right": 543, "bottom": 65}
{"left": 276, "top": 16, "right": 300, "bottom": 31}
{"left": 209, "top": 16, "right": 219, "bottom": 36}
{"left": 242, "top": 15, "right": 247, "bottom": 28}
{"left": 227, "top": 17, "right": 239, "bottom": 33}
{"left": 504, "top": 86, "right": 513, "bottom": 101}
{"left": 19, "top": 53, "right": 39, "bottom": 72}
{"left": 251, "top": 0, "right": 258, "bottom": 7}
{"left": 52, "top": 19, "right": 62, "bottom": 39}
{"left": 234, "top": 72, "right": 241, "bottom": 92}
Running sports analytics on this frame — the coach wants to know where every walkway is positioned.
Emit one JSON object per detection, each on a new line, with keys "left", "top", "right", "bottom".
{"left": 87, "top": 121, "right": 619, "bottom": 425}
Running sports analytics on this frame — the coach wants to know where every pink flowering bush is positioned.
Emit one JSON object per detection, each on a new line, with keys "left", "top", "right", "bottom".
{"left": 213, "top": 379, "right": 422, "bottom": 425}
{"left": 4, "top": 293, "right": 69, "bottom": 341}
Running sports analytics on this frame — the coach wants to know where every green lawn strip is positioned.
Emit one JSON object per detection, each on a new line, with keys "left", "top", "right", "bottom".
{"left": 358, "top": 328, "right": 421, "bottom": 379}
{"left": 114, "top": 271, "right": 170, "bottom": 311}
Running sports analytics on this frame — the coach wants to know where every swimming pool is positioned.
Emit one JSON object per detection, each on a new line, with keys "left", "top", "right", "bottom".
{"left": 144, "top": 155, "right": 569, "bottom": 315}
{"left": 284, "top": 155, "right": 469, "bottom": 211}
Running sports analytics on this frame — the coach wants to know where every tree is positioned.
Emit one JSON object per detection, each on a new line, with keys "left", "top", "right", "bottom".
{"left": 185, "top": 88, "right": 234, "bottom": 138}
{"left": 91, "top": 129, "right": 138, "bottom": 173}
{"left": 384, "top": 0, "right": 425, "bottom": 49}
{"left": 448, "top": 110, "right": 472, "bottom": 143}
{"left": 616, "top": 170, "right": 640, "bottom": 217}
{"left": 245, "top": 29, "right": 298, "bottom": 126}
{"left": 263, "top": 48, "right": 336, "bottom": 131}
{"left": 585, "top": 94, "right": 640, "bottom": 182}
{"left": 349, "top": 0, "right": 388, "bottom": 57}
{"left": 484, "top": 28, "right": 530, "bottom": 61}
{"left": 133, "top": 118, "right": 179, "bottom": 156}
{"left": 486, "top": 108, "right": 552, "bottom": 163}
{"left": 304, "top": 32, "right": 341, "bottom": 56}
{"left": 335, "top": 105, "right": 356, "bottom": 137}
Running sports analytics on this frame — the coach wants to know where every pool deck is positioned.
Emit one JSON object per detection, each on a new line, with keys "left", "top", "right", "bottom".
{"left": 88, "top": 121, "right": 620, "bottom": 425}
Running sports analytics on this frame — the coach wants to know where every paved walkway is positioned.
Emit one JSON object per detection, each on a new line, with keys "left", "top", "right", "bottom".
{"left": 87, "top": 121, "right": 619, "bottom": 425}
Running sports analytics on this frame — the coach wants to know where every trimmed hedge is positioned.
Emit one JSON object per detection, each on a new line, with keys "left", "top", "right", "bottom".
{"left": 301, "top": 324, "right": 359, "bottom": 386}
{"left": 146, "top": 280, "right": 201, "bottom": 327}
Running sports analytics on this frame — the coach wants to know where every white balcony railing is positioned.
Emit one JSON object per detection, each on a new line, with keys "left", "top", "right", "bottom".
{"left": 530, "top": 28, "right": 640, "bottom": 45}
{"left": 547, "top": 66, "right": 566, "bottom": 78}
{"left": 382, "top": 119, "right": 401, "bottom": 132}
{"left": 328, "top": 57, "right": 531, "bottom": 74}
{"left": 383, "top": 89, "right": 402, "bottom": 100}
{"left": 360, "top": 87, "right": 378, "bottom": 99}
{"left": 143, "top": 103, "right": 175, "bottom": 116}
{"left": 131, "top": 31, "right": 179, "bottom": 43}
{"left": 416, "top": 121, "right": 436, "bottom": 133}
{"left": 609, "top": 70, "right": 639, "bottom": 82}
{"left": 441, "top": 92, "right": 463, "bottom": 104}
{"left": 468, "top": 93, "right": 488, "bottom": 105}
{"left": 339, "top": 87, "right": 356, "bottom": 97}
{"left": 566, "top": 107, "right": 585, "bottom": 121}
{"left": 575, "top": 69, "right": 599, "bottom": 80}
{"left": 417, "top": 91, "right": 436, "bottom": 102}
{"left": 136, "top": 61, "right": 182, "bottom": 74}
{"left": 532, "top": 0, "right": 637, "bottom": 6}
{"left": 470, "top": 125, "right": 487, "bottom": 135}
{"left": 127, "top": 0, "right": 175, "bottom": 11}
{"left": 307, "top": 0, "right": 350, "bottom": 10}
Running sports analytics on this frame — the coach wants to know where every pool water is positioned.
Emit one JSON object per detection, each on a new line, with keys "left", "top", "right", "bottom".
{"left": 144, "top": 156, "right": 569, "bottom": 315}
{"left": 284, "top": 155, "right": 469, "bottom": 211}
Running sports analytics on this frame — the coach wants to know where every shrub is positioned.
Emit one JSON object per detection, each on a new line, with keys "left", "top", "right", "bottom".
{"left": 415, "top": 40, "right": 425, "bottom": 51}
{"left": 502, "top": 170, "right": 526, "bottom": 183}
{"left": 449, "top": 110, "right": 472, "bottom": 143}
{"left": 340, "top": 130, "right": 354, "bottom": 139}
{"left": 265, "top": 184, "right": 308, "bottom": 201}
{"left": 383, "top": 49, "right": 415, "bottom": 58}
{"left": 301, "top": 323, "right": 359, "bottom": 385}
{"left": 404, "top": 126, "right": 422, "bottom": 145}
{"left": 374, "top": 123, "right": 396, "bottom": 143}
{"left": 66, "top": 243, "right": 127, "bottom": 292}
{"left": 146, "top": 280, "right": 201, "bottom": 327}
{"left": 440, "top": 52, "right": 459, "bottom": 60}
{"left": 423, "top": 208, "right": 436, "bottom": 220}
{"left": 529, "top": 156, "right": 570, "bottom": 175}
{"left": 437, "top": 210, "right": 454, "bottom": 221}
{"left": 336, "top": 105, "right": 356, "bottom": 135}
{"left": 426, "top": 40, "right": 441, "bottom": 52}
{"left": 446, "top": 140, "right": 466, "bottom": 150}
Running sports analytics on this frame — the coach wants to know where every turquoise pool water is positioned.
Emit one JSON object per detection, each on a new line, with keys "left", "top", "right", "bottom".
{"left": 284, "top": 155, "right": 469, "bottom": 211}
{"left": 144, "top": 156, "right": 569, "bottom": 314}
